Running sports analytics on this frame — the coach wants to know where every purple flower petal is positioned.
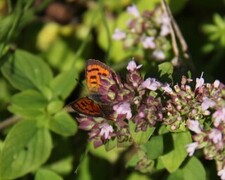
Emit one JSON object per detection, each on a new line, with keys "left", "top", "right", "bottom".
{"left": 186, "top": 142, "right": 198, "bottom": 156}
{"left": 218, "top": 168, "right": 225, "bottom": 180}
{"left": 127, "top": 4, "right": 140, "bottom": 18}
{"left": 99, "top": 123, "right": 113, "bottom": 139}
{"left": 113, "top": 102, "right": 132, "bottom": 119}
{"left": 112, "top": 29, "right": 126, "bottom": 40}
{"left": 209, "top": 128, "right": 222, "bottom": 144}
{"left": 213, "top": 107, "right": 225, "bottom": 127}
{"left": 195, "top": 72, "right": 204, "bottom": 89}
{"left": 201, "top": 97, "right": 216, "bottom": 110}
{"left": 141, "top": 36, "right": 155, "bottom": 49}
{"left": 127, "top": 60, "right": 142, "bottom": 71}
{"left": 142, "top": 78, "right": 161, "bottom": 91}
{"left": 186, "top": 119, "right": 202, "bottom": 134}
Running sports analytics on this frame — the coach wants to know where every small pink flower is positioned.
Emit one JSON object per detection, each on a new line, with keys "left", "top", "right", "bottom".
{"left": 78, "top": 118, "right": 95, "bottom": 130}
{"left": 160, "top": 24, "right": 170, "bottom": 36}
{"left": 161, "top": 83, "right": 173, "bottom": 94}
{"left": 201, "top": 97, "right": 216, "bottom": 110}
{"left": 99, "top": 123, "right": 113, "bottom": 139}
{"left": 112, "top": 29, "right": 126, "bottom": 40}
{"left": 213, "top": 107, "right": 225, "bottom": 127}
{"left": 195, "top": 72, "right": 204, "bottom": 89}
{"left": 142, "top": 78, "right": 161, "bottom": 91}
{"left": 160, "top": 13, "right": 170, "bottom": 26}
{"left": 209, "top": 128, "right": 222, "bottom": 144}
{"left": 218, "top": 168, "right": 225, "bottom": 180}
{"left": 186, "top": 119, "right": 202, "bottom": 134}
{"left": 214, "top": 80, "right": 220, "bottom": 88}
{"left": 113, "top": 102, "right": 132, "bottom": 119}
{"left": 186, "top": 142, "right": 198, "bottom": 156}
{"left": 141, "top": 36, "right": 155, "bottom": 49}
{"left": 127, "top": 4, "right": 140, "bottom": 18}
{"left": 152, "top": 49, "right": 165, "bottom": 60}
{"left": 127, "top": 60, "right": 142, "bottom": 71}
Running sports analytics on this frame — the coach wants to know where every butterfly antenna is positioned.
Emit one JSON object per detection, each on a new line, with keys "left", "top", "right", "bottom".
{"left": 74, "top": 144, "right": 90, "bottom": 174}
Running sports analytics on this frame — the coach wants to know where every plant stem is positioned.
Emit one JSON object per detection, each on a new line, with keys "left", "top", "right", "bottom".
{"left": 0, "top": 116, "right": 21, "bottom": 131}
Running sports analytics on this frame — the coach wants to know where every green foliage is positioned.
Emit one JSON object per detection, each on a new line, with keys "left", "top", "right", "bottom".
{"left": 1, "top": 50, "right": 53, "bottom": 91}
{"left": 0, "top": 48, "right": 77, "bottom": 178}
{"left": 35, "top": 169, "right": 63, "bottom": 180}
{"left": 142, "top": 135, "right": 164, "bottom": 160}
{"left": 49, "top": 111, "right": 77, "bottom": 137}
{"left": 202, "top": 14, "right": 225, "bottom": 52}
{"left": 160, "top": 131, "right": 192, "bottom": 172}
{"left": 0, "top": 120, "right": 52, "bottom": 179}
{"left": 129, "top": 120, "right": 155, "bottom": 145}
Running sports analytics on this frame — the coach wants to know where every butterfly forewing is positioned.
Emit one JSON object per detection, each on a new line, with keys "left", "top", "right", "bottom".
{"left": 86, "top": 59, "right": 114, "bottom": 92}
{"left": 70, "top": 97, "right": 103, "bottom": 117}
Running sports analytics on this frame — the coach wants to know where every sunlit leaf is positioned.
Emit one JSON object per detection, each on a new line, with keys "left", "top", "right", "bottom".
{"left": 142, "top": 135, "right": 163, "bottom": 160}
{"left": 49, "top": 111, "right": 77, "bottom": 136}
{"left": 181, "top": 157, "right": 206, "bottom": 180}
{"left": 45, "top": 156, "right": 74, "bottom": 175}
{"left": 50, "top": 69, "right": 78, "bottom": 100}
{"left": 167, "top": 169, "right": 184, "bottom": 180}
{"left": 35, "top": 169, "right": 63, "bottom": 180}
{"left": 160, "top": 131, "right": 191, "bottom": 172}
{"left": 129, "top": 120, "right": 155, "bottom": 145}
{"left": 0, "top": 119, "right": 52, "bottom": 179}
{"left": 158, "top": 62, "right": 173, "bottom": 79}
{"left": 11, "top": 89, "right": 48, "bottom": 109}
{"left": 1, "top": 49, "right": 53, "bottom": 91}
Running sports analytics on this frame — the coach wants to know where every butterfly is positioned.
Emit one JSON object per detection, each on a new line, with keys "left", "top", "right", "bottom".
{"left": 70, "top": 59, "right": 117, "bottom": 117}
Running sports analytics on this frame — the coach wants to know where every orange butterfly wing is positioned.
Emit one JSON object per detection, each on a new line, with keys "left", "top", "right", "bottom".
{"left": 70, "top": 97, "right": 102, "bottom": 117}
{"left": 86, "top": 59, "right": 112, "bottom": 92}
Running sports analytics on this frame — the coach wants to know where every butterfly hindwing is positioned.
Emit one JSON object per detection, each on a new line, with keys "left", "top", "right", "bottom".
{"left": 70, "top": 97, "right": 103, "bottom": 117}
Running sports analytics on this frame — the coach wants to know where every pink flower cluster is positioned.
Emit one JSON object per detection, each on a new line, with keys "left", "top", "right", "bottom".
{"left": 74, "top": 59, "right": 225, "bottom": 179}
{"left": 76, "top": 60, "right": 163, "bottom": 147}
{"left": 112, "top": 4, "right": 171, "bottom": 61}
{"left": 163, "top": 74, "right": 225, "bottom": 180}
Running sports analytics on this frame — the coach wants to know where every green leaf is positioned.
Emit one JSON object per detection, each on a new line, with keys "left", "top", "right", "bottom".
{"left": 126, "top": 152, "right": 141, "bottom": 168}
{"left": 49, "top": 111, "right": 77, "bottom": 136}
{"left": 167, "top": 169, "right": 184, "bottom": 180}
{"left": 47, "top": 100, "right": 64, "bottom": 115}
{"left": 11, "top": 89, "right": 48, "bottom": 109}
{"left": 142, "top": 135, "right": 163, "bottom": 160}
{"left": 77, "top": 155, "right": 91, "bottom": 180}
{"left": 129, "top": 120, "right": 155, "bottom": 145}
{"left": 0, "top": 119, "right": 52, "bottom": 179}
{"left": 137, "top": 0, "right": 161, "bottom": 12}
{"left": 128, "top": 172, "right": 150, "bottom": 180}
{"left": 8, "top": 90, "right": 48, "bottom": 117}
{"left": 45, "top": 156, "right": 73, "bottom": 175}
{"left": 90, "top": 143, "right": 122, "bottom": 163}
{"left": 8, "top": 104, "right": 45, "bottom": 118}
{"left": 35, "top": 169, "right": 63, "bottom": 180}
{"left": 105, "top": 138, "right": 117, "bottom": 151}
{"left": 160, "top": 131, "right": 191, "bottom": 173}
{"left": 158, "top": 62, "right": 173, "bottom": 79}
{"left": 1, "top": 49, "right": 53, "bottom": 91}
{"left": 50, "top": 69, "right": 78, "bottom": 100}
{"left": 181, "top": 157, "right": 206, "bottom": 180}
